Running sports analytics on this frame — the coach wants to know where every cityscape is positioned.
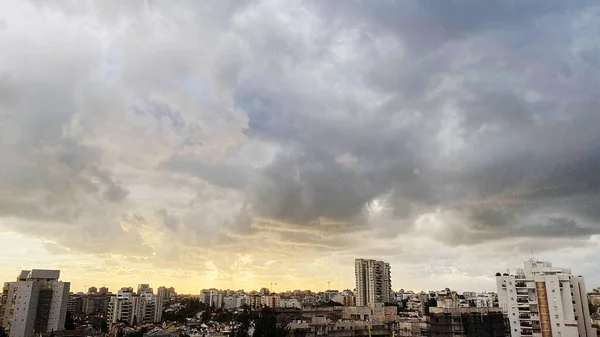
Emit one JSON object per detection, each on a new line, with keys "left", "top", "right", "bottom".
{"left": 2, "top": 1, "right": 600, "bottom": 337}
{"left": 1, "top": 259, "right": 600, "bottom": 337}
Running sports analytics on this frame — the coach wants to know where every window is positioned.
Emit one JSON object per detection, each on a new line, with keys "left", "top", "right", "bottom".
{"left": 552, "top": 289, "right": 556, "bottom": 293}
{"left": 556, "top": 323, "right": 560, "bottom": 327}
{"left": 555, "top": 315, "right": 559, "bottom": 318}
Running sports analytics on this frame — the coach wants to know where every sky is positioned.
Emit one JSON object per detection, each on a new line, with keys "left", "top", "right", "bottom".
{"left": 1, "top": 0, "right": 600, "bottom": 295}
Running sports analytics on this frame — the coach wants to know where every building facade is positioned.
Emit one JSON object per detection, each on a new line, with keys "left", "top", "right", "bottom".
{"left": 496, "top": 260, "right": 595, "bottom": 337}
{"left": 355, "top": 259, "right": 392, "bottom": 307}
{"left": 0, "top": 270, "right": 70, "bottom": 337}
{"left": 107, "top": 288, "right": 163, "bottom": 325}
{"left": 429, "top": 307, "right": 505, "bottom": 337}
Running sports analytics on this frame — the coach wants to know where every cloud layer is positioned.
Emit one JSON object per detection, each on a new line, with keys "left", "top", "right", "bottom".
{"left": 1, "top": 0, "right": 599, "bottom": 291}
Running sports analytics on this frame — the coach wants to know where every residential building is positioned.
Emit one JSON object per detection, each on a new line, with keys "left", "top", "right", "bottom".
{"left": 136, "top": 284, "right": 151, "bottom": 295}
{"left": 496, "top": 259, "right": 595, "bottom": 337}
{"left": 260, "top": 295, "right": 280, "bottom": 308}
{"left": 138, "top": 292, "right": 163, "bottom": 323}
{"left": 82, "top": 295, "right": 110, "bottom": 315}
{"left": 476, "top": 293, "right": 495, "bottom": 308}
{"left": 0, "top": 269, "right": 70, "bottom": 337}
{"left": 67, "top": 295, "right": 83, "bottom": 314}
{"left": 278, "top": 298, "right": 302, "bottom": 309}
{"left": 98, "top": 287, "right": 109, "bottom": 295}
{"left": 429, "top": 307, "right": 505, "bottom": 337}
{"left": 107, "top": 288, "right": 136, "bottom": 326}
{"left": 87, "top": 287, "right": 98, "bottom": 295}
{"left": 354, "top": 259, "right": 392, "bottom": 307}
{"left": 107, "top": 287, "right": 162, "bottom": 325}
{"left": 157, "top": 287, "right": 168, "bottom": 300}
{"left": 200, "top": 289, "right": 223, "bottom": 308}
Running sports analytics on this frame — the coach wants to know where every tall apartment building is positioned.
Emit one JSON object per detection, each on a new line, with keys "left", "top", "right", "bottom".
{"left": 354, "top": 259, "right": 392, "bottom": 307}
{"left": 107, "top": 287, "right": 162, "bottom": 325}
{"left": 200, "top": 289, "right": 223, "bottom": 308}
{"left": 496, "top": 260, "right": 595, "bottom": 337}
{"left": 156, "top": 286, "right": 176, "bottom": 300}
{"left": 107, "top": 288, "right": 136, "bottom": 325}
{"left": 0, "top": 270, "right": 70, "bottom": 337}
{"left": 136, "top": 284, "right": 151, "bottom": 295}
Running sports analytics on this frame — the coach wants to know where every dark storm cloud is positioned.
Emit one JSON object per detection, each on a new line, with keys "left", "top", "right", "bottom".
{"left": 228, "top": 0, "right": 600, "bottom": 244}
{"left": 2, "top": 0, "right": 600, "bottom": 270}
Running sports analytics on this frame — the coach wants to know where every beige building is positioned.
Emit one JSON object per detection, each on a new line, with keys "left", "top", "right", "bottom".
{"left": 0, "top": 270, "right": 70, "bottom": 337}
{"left": 354, "top": 259, "right": 392, "bottom": 307}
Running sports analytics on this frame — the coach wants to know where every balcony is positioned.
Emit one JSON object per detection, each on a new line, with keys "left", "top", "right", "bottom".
{"left": 519, "top": 314, "right": 531, "bottom": 320}
{"left": 521, "top": 331, "right": 533, "bottom": 336}
{"left": 515, "top": 282, "right": 527, "bottom": 288}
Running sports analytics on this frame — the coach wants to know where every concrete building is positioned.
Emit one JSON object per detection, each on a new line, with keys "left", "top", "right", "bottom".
{"left": 138, "top": 292, "right": 163, "bottom": 323}
{"left": 476, "top": 293, "right": 495, "bottom": 308}
{"left": 429, "top": 307, "right": 505, "bottom": 337}
{"left": 82, "top": 295, "right": 110, "bottom": 315}
{"left": 107, "top": 288, "right": 136, "bottom": 325}
{"left": 0, "top": 270, "right": 70, "bottom": 337}
{"left": 67, "top": 295, "right": 83, "bottom": 314}
{"left": 354, "top": 259, "right": 392, "bottom": 307}
{"left": 200, "top": 289, "right": 223, "bottom": 308}
{"left": 107, "top": 287, "right": 162, "bottom": 325}
{"left": 98, "top": 287, "right": 109, "bottom": 295}
{"left": 136, "top": 284, "right": 152, "bottom": 295}
{"left": 87, "top": 287, "right": 98, "bottom": 295}
{"left": 261, "top": 295, "right": 280, "bottom": 308}
{"left": 496, "top": 260, "right": 595, "bottom": 337}
{"left": 278, "top": 298, "right": 302, "bottom": 309}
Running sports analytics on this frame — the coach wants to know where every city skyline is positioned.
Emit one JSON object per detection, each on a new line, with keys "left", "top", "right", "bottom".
{"left": 1, "top": 0, "right": 600, "bottom": 295}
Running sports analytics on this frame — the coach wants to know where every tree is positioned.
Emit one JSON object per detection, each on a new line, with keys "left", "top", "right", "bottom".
{"left": 253, "top": 307, "right": 289, "bottom": 337}
{"left": 233, "top": 306, "right": 255, "bottom": 337}
{"left": 65, "top": 311, "right": 75, "bottom": 330}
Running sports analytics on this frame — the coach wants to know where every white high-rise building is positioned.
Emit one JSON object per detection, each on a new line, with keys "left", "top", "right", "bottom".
{"left": 354, "top": 259, "right": 392, "bottom": 307}
{"left": 496, "top": 260, "right": 595, "bottom": 337}
{"left": 0, "top": 270, "right": 70, "bottom": 337}
{"left": 107, "top": 287, "right": 163, "bottom": 325}
{"left": 200, "top": 289, "right": 223, "bottom": 308}
{"left": 107, "top": 288, "right": 136, "bottom": 325}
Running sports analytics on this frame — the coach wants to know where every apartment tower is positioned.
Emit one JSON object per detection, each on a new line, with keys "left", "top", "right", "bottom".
{"left": 0, "top": 270, "right": 70, "bottom": 337}
{"left": 496, "top": 260, "right": 595, "bottom": 337}
{"left": 354, "top": 258, "right": 392, "bottom": 307}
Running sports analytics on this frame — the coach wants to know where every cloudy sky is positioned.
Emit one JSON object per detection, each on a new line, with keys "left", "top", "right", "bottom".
{"left": 1, "top": 0, "right": 600, "bottom": 294}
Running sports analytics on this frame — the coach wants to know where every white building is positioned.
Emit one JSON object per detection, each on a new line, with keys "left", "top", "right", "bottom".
{"left": 108, "top": 288, "right": 136, "bottom": 325}
{"left": 496, "top": 260, "right": 595, "bottom": 337}
{"left": 354, "top": 259, "right": 393, "bottom": 307}
{"left": 200, "top": 289, "right": 223, "bottom": 308}
{"left": 278, "top": 298, "right": 301, "bottom": 309}
{"left": 0, "top": 270, "right": 70, "bottom": 337}
{"left": 138, "top": 291, "right": 163, "bottom": 323}
{"left": 476, "top": 292, "right": 495, "bottom": 308}
{"left": 107, "top": 287, "right": 163, "bottom": 325}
